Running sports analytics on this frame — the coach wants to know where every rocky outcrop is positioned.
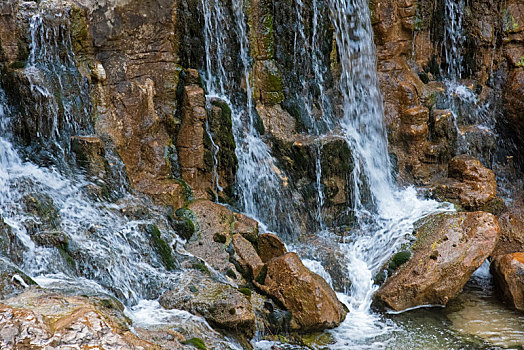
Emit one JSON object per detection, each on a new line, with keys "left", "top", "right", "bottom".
{"left": 375, "top": 212, "right": 500, "bottom": 311}
{"left": 432, "top": 154, "right": 504, "bottom": 213}
{"left": 491, "top": 252, "right": 524, "bottom": 312}
{"left": 256, "top": 252, "right": 348, "bottom": 331}
{"left": 0, "top": 288, "right": 150, "bottom": 349}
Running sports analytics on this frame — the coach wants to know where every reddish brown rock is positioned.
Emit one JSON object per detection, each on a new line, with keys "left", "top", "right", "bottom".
{"left": 376, "top": 212, "right": 500, "bottom": 311}
{"left": 257, "top": 233, "right": 287, "bottom": 263}
{"left": 231, "top": 234, "right": 264, "bottom": 280}
{"left": 176, "top": 71, "right": 213, "bottom": 199}
{"left": 256, "top": 252, "right": 347, "bottom": 331}
{"left": 432, "top": 155, "right": 500, "bottom": 211}
{"left": 492, "top": 253, "right": 524, "bottom": 312}
{"left": 493, "top": 201, "right": 524, "bottom": 257}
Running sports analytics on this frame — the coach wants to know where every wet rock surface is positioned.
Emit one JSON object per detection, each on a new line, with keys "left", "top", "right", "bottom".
{"left": 491, "top": 252, "right": 524, "bottom": 312}
{"left": 256, "top": 252, "right": 348, "bottom": 331}
{"left": 159, "top": 272, "right": 256, "bottom": 336}
{"left": 432, "top": 155, "right": 502, "bottom": 212}
{"left": 0, "top": 288, "right": 149, "bottom": 349}
{"left": 376, "top": 212, "right": 500, "bottom": 311}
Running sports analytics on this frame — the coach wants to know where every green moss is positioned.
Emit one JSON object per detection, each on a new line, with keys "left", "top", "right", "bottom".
{"left": 238, "top": 287, "right": 252, "bottom": 298}
{"left": 226, "top": 268, "right": 237, "bottom": 279}
{"left": 57, "top": 246, "right": 76, "bottom": 269}
{"left": 516, "top": 56, "right": 524, "bottom": 68}
{"left": 70, "top": 7, "right": 90, "bottom": 54}
{"left": 9, "top": 61, "right": 27, "bottom": 69}
{"left": 255, "top": 264, "right": 267, "bottom": 285}
{"left": 173, "top": 179, "right": 194, "bottom": 204}
{"left": 389, "top": 251, "right": 411, "bottom": 270}
{"left": 147, "top": 225, "right": 176, "bottom": 271}
{"left": 191, "top": 262, "right": 210, "bottom": 275}
{"left": 182, "top": 337, "right": 207, "bottom": 350}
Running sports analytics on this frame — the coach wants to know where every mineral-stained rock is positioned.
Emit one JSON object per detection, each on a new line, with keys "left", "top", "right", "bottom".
{"left": 0, "top": 288, "right": 149, "bottom": 349}
{"left": 159, "top": 272, "right": 256, "bottom": 336}
{"left": 491, "top": 252, "right": 524, "bottom": 312}
{"left": 256, "top": 252, "right": 347, "bottom": 331}
{"left": 257, "top": 233, "right": 287, "bottom": 263}
{"left": 375, "top": 212, "right": 500, "bottom": 311}
{"left": 432, "top": 154, "right": 500, "bottom": 211}
{"left": 176, "top": 70, "right": 211, "bottom": 199}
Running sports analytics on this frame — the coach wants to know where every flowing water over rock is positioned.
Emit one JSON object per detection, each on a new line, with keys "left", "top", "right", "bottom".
{"left": 0, "top": 0, "right": 523, "bottom": 349}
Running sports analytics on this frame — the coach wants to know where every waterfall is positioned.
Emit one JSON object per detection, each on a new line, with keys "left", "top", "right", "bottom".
{"left": 201, "top": 0, "right": 296, "bottom": 235}
{"left": 443, "top": 0, "right": 465, "bottom": 80}
{"left": 23, "top": 6, "right": 92, "bottom": 163}
{"left": 0, "top": 10, "right": 182, "bottom": 306}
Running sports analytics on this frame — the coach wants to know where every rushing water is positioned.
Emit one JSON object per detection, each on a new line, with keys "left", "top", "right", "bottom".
{"left": 1, "top": 0, "right": 520, "bottom": 349}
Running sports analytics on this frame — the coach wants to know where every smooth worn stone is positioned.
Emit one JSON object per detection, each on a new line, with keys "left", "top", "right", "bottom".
{"left": 375, "top": 212, "right": 500, "bottom": 311}
{"left": 492, "top": 252, "right": 524, "bottom": 312}
{"left": 257, "top": 233, "right": 287, "bottom": 263}
{"left": 256, "top": 252, "right": 347, "bottom": 332}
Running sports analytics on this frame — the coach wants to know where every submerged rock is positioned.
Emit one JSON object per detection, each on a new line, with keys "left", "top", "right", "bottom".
{"left": 375, "top": 212, "right": 500, "bottom": 311}
{"left": 491, "top": 253, "right": 524, "bottom": 312}
{"left": 256, "top": 252, "right": 348, "bottom": 331}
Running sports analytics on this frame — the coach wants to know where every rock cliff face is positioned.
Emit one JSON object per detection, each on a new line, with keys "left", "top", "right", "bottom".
{"left": 0, "top": 0, "right": 523, "bottom": 347}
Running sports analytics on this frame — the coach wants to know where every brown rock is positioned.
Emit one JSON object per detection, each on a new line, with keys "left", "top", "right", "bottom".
{"left": 432, "top": 155, "right": 499, "bottom": 211}
{"left": 493, "top": 202, "right": 524, "bottom": 257}
{"left": 176, "top": 71, "right": 212, "bottom": 199}
{"left": 492, "top": 253, "right": 524, "bottom": 311}
{"left": 257, "top": 233, "right": 287, "bottom": 263}
{"left": 0, "top": 288, "right": 149, "bottom": 349}
{"left": 233, "top": 213, "right": 259, "bottom": 243}
{"left": 256, "top": 252, "right": 347, "bottom": 332}
{"left": 231, "top": 234, "right": 264, "bottom": 280}
{"left": 184, "top": 200, "right": 259, "bottom": 275}
{"left": 375, "top": 212, "right": 500, "bottom": 311}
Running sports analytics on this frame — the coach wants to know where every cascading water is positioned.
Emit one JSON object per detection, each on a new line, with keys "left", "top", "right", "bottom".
{"left": 201, "top": 0, "right": 296, "bottom": 235}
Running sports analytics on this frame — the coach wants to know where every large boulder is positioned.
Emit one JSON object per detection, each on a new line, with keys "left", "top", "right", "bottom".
{"left": 432, "top": 155, "right": 502, "bottom": 212}
{"left": 158, "top": 272, "right": 256, "bottom": 336}
{"left": 491, "top": 252, "right": 524, "bottom": 312}
{"left": 255, "top": 252, "right": 347, "bottom": 331}
{"left": 0, "top": 288, "right": 149, "bottom": 349}
{"left": 375, "top": 212, "right": 500, "bottom": 311}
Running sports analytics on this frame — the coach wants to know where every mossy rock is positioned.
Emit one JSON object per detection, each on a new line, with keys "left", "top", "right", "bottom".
{"left": 182, "top": 337, "right": 207, "bottom": 349}
{"left": 23, "top": 193, "right": 61, "bottom": 229}
{"left": 146, "top": 225, "right": 177, "bottom": 271}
